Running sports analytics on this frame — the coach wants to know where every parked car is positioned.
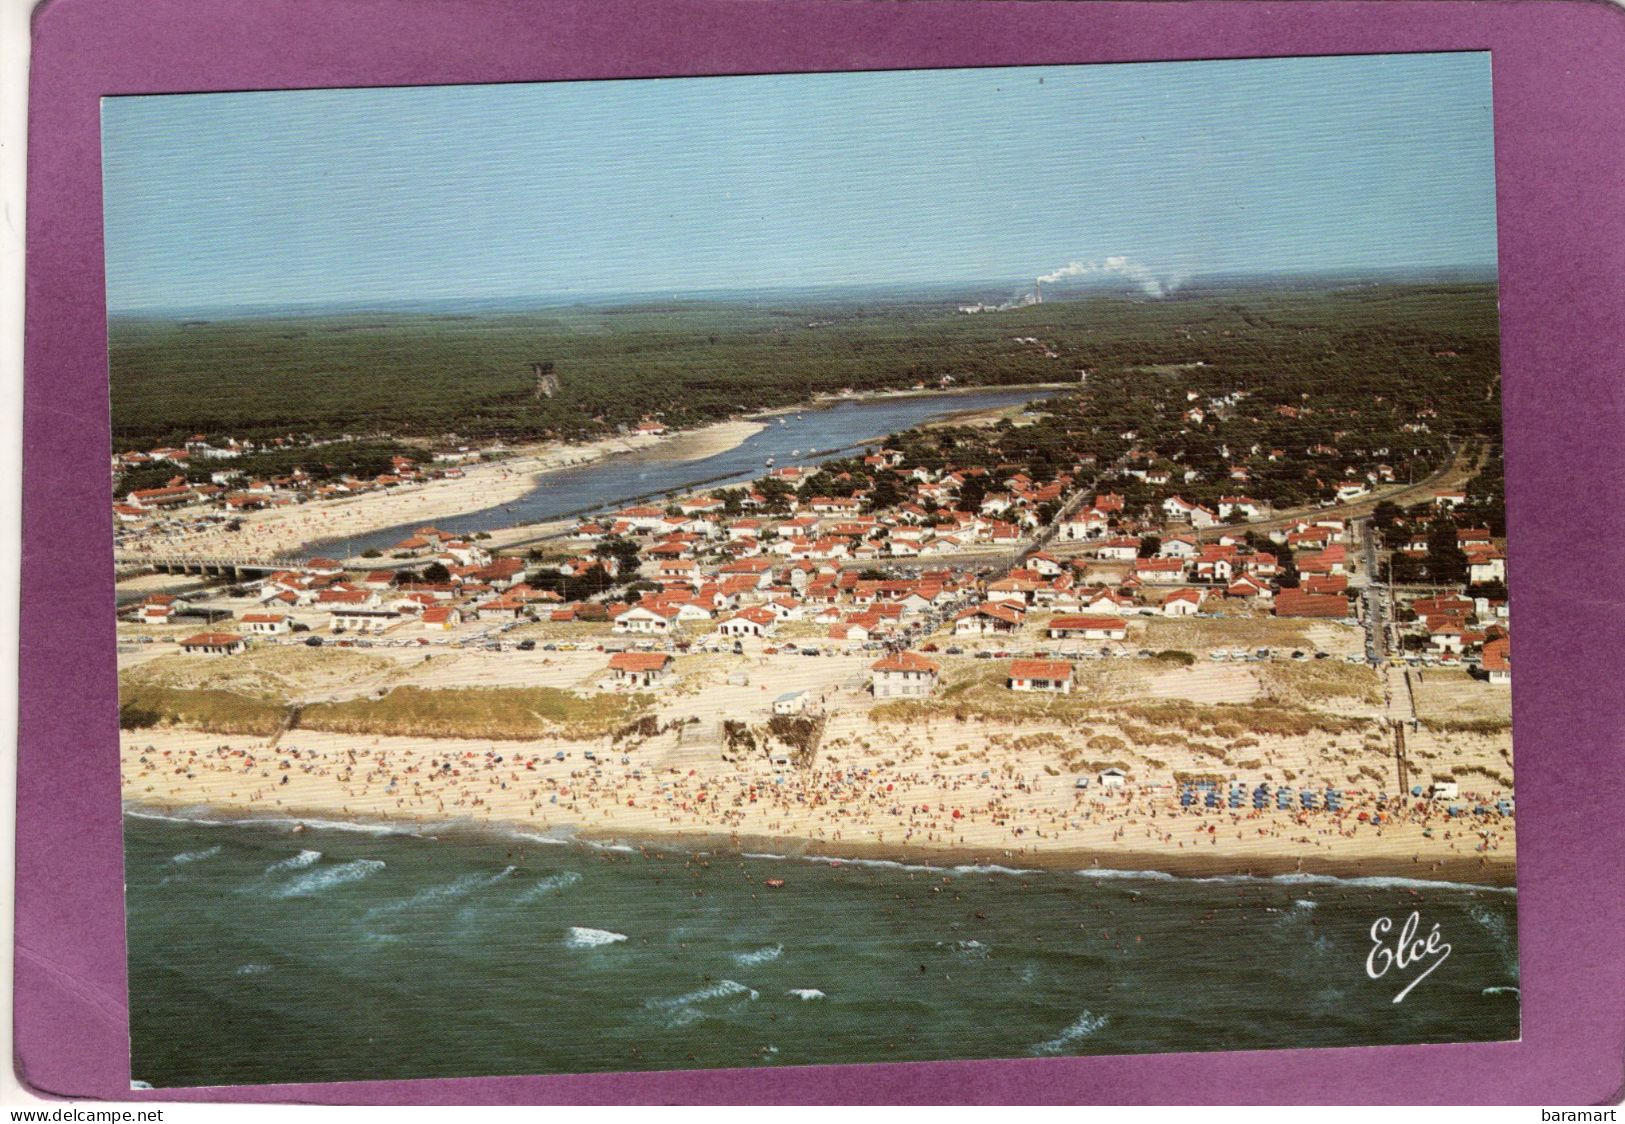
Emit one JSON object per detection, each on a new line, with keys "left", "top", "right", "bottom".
{"left": 304, "top": 636, "right": 324, "bottom": 647}
{"left": 516, "top": 639, "right": 536, "bottom": 651}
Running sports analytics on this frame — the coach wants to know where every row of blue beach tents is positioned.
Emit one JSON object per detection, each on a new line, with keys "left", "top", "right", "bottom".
{"left": 1179, "top": 783, "right": 1344, "bottom": 812}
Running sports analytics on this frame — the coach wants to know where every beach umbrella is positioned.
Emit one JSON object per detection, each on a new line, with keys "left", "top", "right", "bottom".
{"left": 1410, "top": 785, "right": 1424, "bottom": 797}
{"left": 1357, "top": 811, "right": 1370, "bottom": 822}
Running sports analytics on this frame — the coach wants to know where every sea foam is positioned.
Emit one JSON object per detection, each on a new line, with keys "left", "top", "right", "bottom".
{"left": 367, "top": 867, "right": 515, "bottom": 917}
{"left": 734, "top": 945, "right": 783, "bottom": 966}
{"left": 564, "top": 926, "right": 628, "bottom": 949}
{"left": 1032, "top": 1010, "right": 1110, "bottom": 1055}
{"left": 787, "top": 988, "right": 825, "bottom": 1001}
{"left": 272, "top": 859, "right": 385, "bottom": 898}
{"left": 170, "top": 845, "right": 222, "bottom": 865}
{"left": 263, "top": 850, "right": 322, "bottom": 875}
{"left": 646, "top": 979, "right": 759, "bottom": 1027}
{"left": 517, "top": 871, "right": 583, "bottom": 902}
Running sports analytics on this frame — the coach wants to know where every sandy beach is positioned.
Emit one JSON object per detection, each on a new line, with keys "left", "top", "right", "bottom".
{"left": 119, "top": 639, "right": 1516, "bottom": 887}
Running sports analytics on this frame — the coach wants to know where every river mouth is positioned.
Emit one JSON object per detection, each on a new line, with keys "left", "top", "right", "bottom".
{"left": 313, "top": 385, "right": 1062, "bottom": 557}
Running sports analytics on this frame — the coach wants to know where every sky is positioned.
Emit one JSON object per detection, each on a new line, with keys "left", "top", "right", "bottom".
{"left": 101, "top": 52, "right": 1498, "bottom": 313}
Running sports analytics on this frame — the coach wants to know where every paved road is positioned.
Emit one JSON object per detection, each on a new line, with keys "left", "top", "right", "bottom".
{"left": 1356, "top": 517, "right": 1388, "bottom": 663}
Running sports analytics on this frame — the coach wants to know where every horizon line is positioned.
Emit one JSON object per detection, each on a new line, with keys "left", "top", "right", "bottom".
{"left": 107, "top": 263, "right": 1501, "bottom": 319}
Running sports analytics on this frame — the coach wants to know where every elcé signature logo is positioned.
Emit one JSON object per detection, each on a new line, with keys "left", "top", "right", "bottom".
{"left": 1366, "top": 911, "right": 1452, "bottom": 1004}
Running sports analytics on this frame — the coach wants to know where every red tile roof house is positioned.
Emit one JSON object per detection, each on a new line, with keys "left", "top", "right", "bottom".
{"left": 127, "top": 485, "right": 195, "bottom": 510}
{"left": 1160, "top": 588, "right": 1206, "bottom": 617}
{"left": 180, "top": 632, "right": 247, "bottom": 655}
{"left": 953, "top": 602, "right": 1023, "bottom": 636}
{"left": 613, "top": 604, "right": 681, "bottom": 634}
{"left": 1295, "top": 544, "right": 1348, "bottom": 576}
{"left": 1088, "top": 537, "right": 1141, "bottom": 561}
{"left": 475, "top": 596, "right": 528, "bottom": 621}
{"left": 829, "top": 620, "right": 873, "bottom": 642}
{"left": 1047, "top": 615, "right": 1129, "bottom": 641}
{"left": 421, "top": 606, "right": 463, "bottom": 631}
{"left": 871, "top": 651, "right": 941, "bottom": 697}
{"left": 238, "top": 612, "right": 290, "bottom": 635}
{"left": 718, "top": 606, "right": 777, "bottom": 638}
{"left": 1273, "top": 589, "right": 1349, "bottom": 619}
{"left": 1008, "top": 659, "right": 1073, "bottom": 693}
{"left": 1481, "top": 637, "right": 1511, "bottom": 685}
{"left": 1303, "top": 574, "right": 1349, "bottom": 596}
{"left": 329, "top": 608, "right": 402, "bottom": 634}
{"left": 606, "top": 651, "right": 674, "bottom": 688}
{"left": 1133, "top": 558, "right": 1188, "bottom": 586}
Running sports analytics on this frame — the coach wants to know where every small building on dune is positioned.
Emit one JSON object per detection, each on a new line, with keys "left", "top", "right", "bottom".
{"left": 238, "top": 612, "right": 290, "bottom": 635}
{"left": 1273, "top": 589, "right": 1348, "bottom": 619}
{"left": 871, "top": 650, "right": 941, "bottom": 698}
{"left": 606, "top": 651, "right": 673, "bottom": 688}
{"left": 1008, "top": 658, "right": 1073, "bottom": 694}
{"left": 180, "top": 632, "right": 247, "bottom": 656}
{"left": 1046, "top": 615, "right": 1128, "bottom": 641}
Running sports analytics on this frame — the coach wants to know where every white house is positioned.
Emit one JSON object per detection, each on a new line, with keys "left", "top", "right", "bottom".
{"left": 614, "top": 604, "right": 680, "bottom": 634}
{"left": 330, "top": 608, "right": 401, "bottom": 634}
{"left": 1008, "top": 659, "right": 1073, "bottom": 693}
{"left": 871, "top": 651, "right": 941, "bottom": 698}
{"left": 1046, "top": 615, "right": 1128, "bottom": 641}
{"left": 238, "top": 612, "right": 290, "bottom": 635}
{"left": 718, "top": 607, "right": 777, "bottom": 638}
{"left": 180, "top": 632, "right": 247, "bottom": 655}
{"left": 606, "top": 651, "right": 673, "bottom": 688}
{"left": 1161, "top": 588, "right": 1206, "bottom": 617}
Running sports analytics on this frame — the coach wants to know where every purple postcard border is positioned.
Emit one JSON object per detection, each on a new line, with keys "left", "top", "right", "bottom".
{"left": 19, "top": 0, "right": 1625, "bottom": 1105}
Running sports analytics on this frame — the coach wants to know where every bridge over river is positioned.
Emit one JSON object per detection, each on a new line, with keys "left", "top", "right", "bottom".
{"left": 112, "top": 552, "right": 439, "bottom": 581}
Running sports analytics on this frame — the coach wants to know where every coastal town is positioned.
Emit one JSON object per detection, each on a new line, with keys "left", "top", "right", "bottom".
{"left": 114, "top": 372, "right": 1515, "bottom": 884}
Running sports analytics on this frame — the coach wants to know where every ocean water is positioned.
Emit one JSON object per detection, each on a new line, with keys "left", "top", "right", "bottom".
{"left": 124, "top": 813, "right": 1520, "bottom": 1088}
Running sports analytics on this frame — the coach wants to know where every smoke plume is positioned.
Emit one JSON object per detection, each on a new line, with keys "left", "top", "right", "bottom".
{"left": 1037, "top": 256, "right": 1185, "bottom": 299}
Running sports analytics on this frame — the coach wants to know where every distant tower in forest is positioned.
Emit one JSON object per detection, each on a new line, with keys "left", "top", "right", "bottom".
{"left": 1034, "top": 278, "right": 1044, "bottom": 304}
{"left": 532, "top": 361, "right": 561, "bottom": 399}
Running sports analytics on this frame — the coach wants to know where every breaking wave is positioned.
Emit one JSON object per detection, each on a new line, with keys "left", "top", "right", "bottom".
{"left": 734, "top": 945, "right": 783, "bottom": 966}
{"left": 367, "top": 867, "right": 515, "bottom": 918}
{"left": 564, "top": 926, "right": 627, "bottom": 949}
{"left": 1032, "top": 1010, "right": 1110, "bottom": 1055}
{"left": 271, "top": 859, "right": 385, "bottom": 898}
{"left": 517, "top": 872, "right": 583, "bottom": 902}
{"left": 646, "top": 979, "right": 759, "bottom": 1027}
{"left": 263, "top": 850, "right": 322, "bottom": 875}
{"left": 170, "top": 846, "right": 222, "bottom": 865}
